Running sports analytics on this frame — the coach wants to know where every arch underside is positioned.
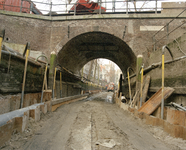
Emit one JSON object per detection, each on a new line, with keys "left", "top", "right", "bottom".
{"left": 57, "top": 32, "right": 136, "bottom": 76}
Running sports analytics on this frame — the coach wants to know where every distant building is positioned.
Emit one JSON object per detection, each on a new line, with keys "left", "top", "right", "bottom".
{"left": 81, "top": 59, "right": 122, "bottom": 87}
{"left": 0, "top": 0, "right": 42, "bottom": 15}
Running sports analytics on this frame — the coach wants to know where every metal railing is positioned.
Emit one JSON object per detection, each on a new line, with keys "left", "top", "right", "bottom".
{"left": 0, "top": 0, "right": 185, "bottom": 16}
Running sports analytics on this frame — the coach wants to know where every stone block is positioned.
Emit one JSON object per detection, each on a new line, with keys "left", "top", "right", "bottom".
{"left": 40, "top": 103, "right": 47, "bottom": 114}
{"left": 29, "top": 106, "right": 40, "bottom": 122}
{"left": 0, "top": 119, "right": 15, "bottom": 146}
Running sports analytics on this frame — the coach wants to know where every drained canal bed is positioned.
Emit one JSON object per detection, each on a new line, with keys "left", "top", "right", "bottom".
{"left": 1, "top": 92, "right": 186, "bottom": 150}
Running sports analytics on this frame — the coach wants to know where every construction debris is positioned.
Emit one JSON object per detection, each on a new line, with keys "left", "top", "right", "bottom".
{"left": 138, "top": 87, "right": 174, "bottom": 115}
{"left": 170, "top": 102, "right": 186, "bottom": 111}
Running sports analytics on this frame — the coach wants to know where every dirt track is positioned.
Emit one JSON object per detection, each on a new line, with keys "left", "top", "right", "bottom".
{"left": 1, "top": 92, "right": 186, "bottom": 150}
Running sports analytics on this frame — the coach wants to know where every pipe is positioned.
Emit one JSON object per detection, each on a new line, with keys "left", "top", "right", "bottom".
{"left": 161, "top": 45, "right": 174, "bottom": 119}
{"left": 36, "top": 55, "right": 48, "bottom": 103}
{"left": 0, "top": 103, "right": 44, "bottom": 127}
{"left": 170, "top": 102, "right": 186, "bottom": 111}
{"left": 20, "top": 43, "right": 30, "bottom": 109}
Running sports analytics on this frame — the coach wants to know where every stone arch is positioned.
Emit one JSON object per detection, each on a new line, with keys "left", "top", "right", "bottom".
{"left": 53, "top": 25, "right": 123, "bottom": 53}
{"left": 56, "top": 31, "right": 136, "bottom": 76}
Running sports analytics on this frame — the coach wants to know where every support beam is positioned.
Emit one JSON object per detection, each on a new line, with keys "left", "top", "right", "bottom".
{"left": 49, "top": 51, "right": 56, "bottom": 90}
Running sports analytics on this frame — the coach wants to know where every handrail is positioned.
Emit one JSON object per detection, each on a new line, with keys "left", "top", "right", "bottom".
{"left": 0, "top": 0, "right": 185, "bottom": 15}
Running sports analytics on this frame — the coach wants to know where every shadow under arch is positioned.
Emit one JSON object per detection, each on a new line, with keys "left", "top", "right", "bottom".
{"left": 56, "top": 31, "right": 136, "bottom": 75}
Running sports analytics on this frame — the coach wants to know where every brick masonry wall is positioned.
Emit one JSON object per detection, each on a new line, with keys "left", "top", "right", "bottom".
{"left": 0, "top": 14, "right": 51, "bottom": 57}
{"left": 0, "top": 13, "right": 185, "bottom": 66}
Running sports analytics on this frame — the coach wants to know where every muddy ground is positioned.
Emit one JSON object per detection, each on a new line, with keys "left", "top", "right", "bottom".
{"left": 1, "top": 92, "right": 186, "bottom": 150}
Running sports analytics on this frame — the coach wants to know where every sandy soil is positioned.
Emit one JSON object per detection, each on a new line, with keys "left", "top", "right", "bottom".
{"left": 1, "top": 92, "right": 186, "bottom": 150}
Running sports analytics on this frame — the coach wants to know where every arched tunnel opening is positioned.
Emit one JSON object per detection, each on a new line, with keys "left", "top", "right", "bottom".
{"left": 53, "top": 31, "right": 137, "bottom": 99}
{"left": 56, "top": 31, "right": 136, "bottom": 76}
{"left": 80, "top": 58, "right": 122, "bottom": 88}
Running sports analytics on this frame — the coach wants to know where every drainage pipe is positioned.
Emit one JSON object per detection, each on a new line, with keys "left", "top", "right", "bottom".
{"left": 0, "top": 103, "right": 44, "bottom": 127}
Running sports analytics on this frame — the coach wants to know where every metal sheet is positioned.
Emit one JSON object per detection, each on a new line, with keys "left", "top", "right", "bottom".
{"left": 138, "top": 87, "right": 174, "bottom": 115}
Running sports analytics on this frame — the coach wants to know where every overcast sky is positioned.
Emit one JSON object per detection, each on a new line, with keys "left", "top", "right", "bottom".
{"left": 33, "top": 0, "right": 186, "bottom": 14}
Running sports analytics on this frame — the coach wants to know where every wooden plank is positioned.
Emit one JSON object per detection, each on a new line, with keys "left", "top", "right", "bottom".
{"left": 138, "top": 87, "right": 174, "bottom": 115}
{"left": 52, "top": 96, "right": 87, "bottom": 112}
{"left": 142, "top": 75, "right": 150, "bottom": 103}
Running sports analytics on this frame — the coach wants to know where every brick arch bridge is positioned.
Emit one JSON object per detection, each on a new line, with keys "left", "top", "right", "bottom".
{"left": 0, "top": 10, "right": 185, "bottom": 74}
{"left": 56, "top": 31, "right": 136, "bottom": 74}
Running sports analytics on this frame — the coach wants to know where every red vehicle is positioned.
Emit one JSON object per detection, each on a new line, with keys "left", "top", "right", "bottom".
{"left": 107, "top": 82, "right": 115, "bottom": 92}
{"left": 0, "top": 0, "right": 42, "bottom": 14}
{"left": 69, "top": 0, "right": 106, "bottom": 13}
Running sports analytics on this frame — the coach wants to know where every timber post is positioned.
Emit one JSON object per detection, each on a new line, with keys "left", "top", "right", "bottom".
{"left": 49, "top": 51, "right": 57, "bottom": 97}
{"left": 136, "top": 55, "right": 143, "bottom": 108}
